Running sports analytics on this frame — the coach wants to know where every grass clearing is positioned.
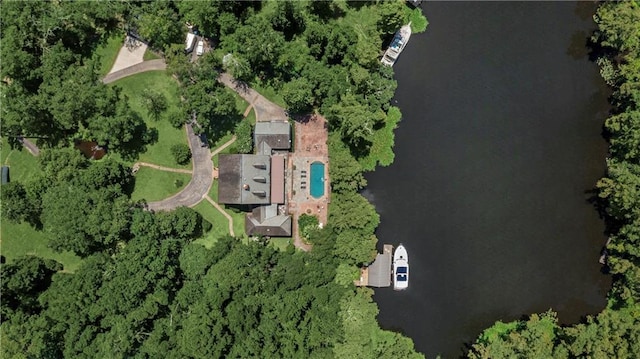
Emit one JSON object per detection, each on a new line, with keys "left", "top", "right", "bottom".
{"left": 211, "top": 134, "right": 235, "bottom": 168}
{"left": 208, "top": 180, "right": 246, "bottom": 239}
{"left": 143, "top": 48, "right": 161, "bottom": 61}
{"left": 110, "top": 71, "right": 191, "bottom": 169}
{"left": 246, "top": 108, "right": 257, "bottom": 125}
{"left": 1, "top": 221, "right": 83, "bottom": 272}
{"left": 269, "top": 237, "right": 292, "bottom": 251}
{"left": 193, "top": 201, "right": 230, "bottom": 248}
{"left": 1, "top": 148, "right": 41, "bottom": 182}
{"left": 130, "top": 167, "right": 191, "bottom": 202}
{"left": 93, "top": 33, "right": 124, "bottom": 77}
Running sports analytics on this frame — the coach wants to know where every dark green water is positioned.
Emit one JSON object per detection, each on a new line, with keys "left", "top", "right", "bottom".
{"left": 366, "top": 2, "right": 612, "bottom": 357}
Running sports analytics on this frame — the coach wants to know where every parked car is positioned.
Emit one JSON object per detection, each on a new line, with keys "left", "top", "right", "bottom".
{"left": 196, "top": 40, "right": 204, "bottom": 56}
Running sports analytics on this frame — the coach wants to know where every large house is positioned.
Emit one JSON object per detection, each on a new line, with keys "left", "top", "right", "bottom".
{"left": 218, "top": 121, "right": 292, "bottom": 237}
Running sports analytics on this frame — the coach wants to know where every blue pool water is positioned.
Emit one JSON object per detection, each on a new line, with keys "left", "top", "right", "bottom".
{"left": 310, "top": 162, "right": 325, "bottom": 198}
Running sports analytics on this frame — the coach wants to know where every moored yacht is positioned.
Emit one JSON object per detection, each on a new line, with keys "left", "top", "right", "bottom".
{"left": 381, "top": 24, "right": 412, "bottom": 66}
{"left": 393, "top": 244, "right": 409, "bottom": 290}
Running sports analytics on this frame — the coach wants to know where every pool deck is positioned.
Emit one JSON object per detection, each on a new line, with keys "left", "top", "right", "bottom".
{"left": 287, "top": 114, "right": 330, "bottom": 250}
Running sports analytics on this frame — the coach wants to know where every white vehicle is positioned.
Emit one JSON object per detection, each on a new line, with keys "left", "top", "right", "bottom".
{"left": 196, "top": 40, "right": 204, "bottom": 56}
{"left": 185, "top": 32, "right": 196, "bottom": 53}
{"left": 393, "top": 244, "right": 409, "bottom": 290}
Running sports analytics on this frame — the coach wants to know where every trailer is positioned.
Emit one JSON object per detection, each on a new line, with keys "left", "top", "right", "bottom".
{"left": 185, "top": 32, "right": 196, "bottom": 53}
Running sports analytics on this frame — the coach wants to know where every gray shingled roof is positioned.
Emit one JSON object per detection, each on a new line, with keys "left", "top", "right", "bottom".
{"left": 218, "top": 154, "right": 271, "bottom": 204}
{"left": 254, "top": 121, "right": 291, "bottom": 150}
{"left": 246, "top": 205, "right": 292, "bottom": 237}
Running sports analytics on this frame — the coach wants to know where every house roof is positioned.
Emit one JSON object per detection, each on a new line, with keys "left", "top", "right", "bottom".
{"left": 254, "top": 121, "right": 291, "bottom": 150}
{"left": 218, "top": 154, "right": 271, "bottom": 204}
{"left": 270, "top": 155, "right": 285, "bottom": 204}
{"left": 246, "top": 207, "right": 292, "bottom": 237}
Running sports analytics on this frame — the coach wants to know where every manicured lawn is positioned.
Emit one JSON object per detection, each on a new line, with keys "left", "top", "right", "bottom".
{"left": 143, "top": 48, "right": 161, "bottom": 61}
{"left": 207, "top": 180, "right": 246, "bottom": 239}
{"left": 109, "top": 71, "right": 191, "bottom": 169}
{"left": 211, "top": 133, "right": 235, "bottom": 168}
{"left": 1, "top": 221, "right": 83, "bottom": 272}
{"left": 1, "top": 148, "right": 40, "bottom": 182}
{"left": 246, "top": 108, "right": 256, "bottom": 125}
{"left": 269, "top": 237, "right": 292, "bottom": 251}
{"left": 251, "top": 81, "right": 286, "bottom": 108}
{"left": 193, "top": 201, "right": 229, "bottom": 248}
{"left": 130, "top": 167, "right": 191, "bottom": 202}
{"left": 229, "top": 88, "right": 250, "bottom": 114}
{"left": 226, "top": 205, "right": 246, "bottom": 239}
{"left": 93, "top": 33, "right": 124, "bottom": 76}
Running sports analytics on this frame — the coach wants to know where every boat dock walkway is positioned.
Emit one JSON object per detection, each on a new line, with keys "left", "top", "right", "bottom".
{"left": 354, "top": 244, "right": 393, "bottom": 288}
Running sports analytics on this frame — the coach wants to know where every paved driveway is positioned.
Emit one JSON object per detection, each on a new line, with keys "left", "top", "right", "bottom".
{"left": 147, "top": 124, "right": 213, "bottom": 211}
{"left": 218, "top": 73, "right": 287, "bottom": 122}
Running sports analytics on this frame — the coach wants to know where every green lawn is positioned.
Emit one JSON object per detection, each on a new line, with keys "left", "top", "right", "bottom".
{"left": 130, "top": 167, "right": 191, "bottom": 202}
{"left": 207, "top": 180, "right": 246, "bottom": 239}
{"left": 246, "top": 108, "right": 256, "bottom": 125}
{"left": 229, "top": 88, "right": 250, "bottom": 114}
{"left": 0, "top": 147, "right": 82, "bottom": 271}
{"left": 211, "top": 133, "right": 235, "bottom": 168}
{"left": 143, "top": 48, "right": 161, "bottom": 61}
{"left": 1, "top": 221, "right": 83, "bottom": 272}
{"left": 93, "top": 33, "right": 124, "bottom": 77}
{"left": 1, "top": 148, "right": 40, "bottom": 182}
{"left": 193, "top": 201, "right": 230, "bottom": 248}
{"left": 109, "top": 71, "right": 191, "bottom": 169}
{"left": 269, "top": 237, "right": 292, "bottom": 251}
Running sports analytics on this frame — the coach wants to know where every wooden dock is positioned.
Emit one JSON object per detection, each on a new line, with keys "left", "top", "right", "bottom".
{"left": 354, "top": 244, "right": 393, "bottom": 287}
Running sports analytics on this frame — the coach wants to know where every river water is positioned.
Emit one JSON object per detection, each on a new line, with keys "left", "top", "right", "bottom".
{"left": 366, "top": 2, "right": 612, "bottom": 357}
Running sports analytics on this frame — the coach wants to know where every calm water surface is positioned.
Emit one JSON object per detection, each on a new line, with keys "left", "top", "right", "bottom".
{"left": 366, "top": 2, "right": 612, "bottom": 357}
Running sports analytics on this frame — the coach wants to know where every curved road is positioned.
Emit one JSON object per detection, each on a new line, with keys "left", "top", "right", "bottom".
{"left": 102, "top": 59, "right": 166, "bottom": 84}
{"left": 147, "top": 124, "right": 213, "bottom": 211}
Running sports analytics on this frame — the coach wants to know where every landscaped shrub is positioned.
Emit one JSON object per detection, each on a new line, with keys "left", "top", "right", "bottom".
{"left": 166, "top": 108, "right": 187, "bottom": 128}
{"left": 298, "top": 214, "right": 319, "bottom": 239}
{"left": 234, "top": 120, "right": 253, "bottom": 154}
{"left": 170, "top": 144, "right": 191, "bottom": 165}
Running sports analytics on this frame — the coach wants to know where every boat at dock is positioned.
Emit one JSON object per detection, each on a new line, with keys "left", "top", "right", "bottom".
{"left": 393, "top": 244, "right": 409, "bottom": 290}
{"left": 381, "top": 24, "right": 412, "bottom": 66}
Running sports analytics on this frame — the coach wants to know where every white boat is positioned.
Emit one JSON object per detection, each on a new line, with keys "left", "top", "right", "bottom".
{"left": 393, "top": 244, "right": 409, "bottom": 290}
{"left": 381, "top": 24, "right": 412, "bottom": 66}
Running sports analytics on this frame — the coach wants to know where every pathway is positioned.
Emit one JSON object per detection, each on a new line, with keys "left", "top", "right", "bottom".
{"left": 102, "top": 59, "right": 166, "bottom": 84}
{"left": 217, "top": 73, "right": 287, "bottom": 122}
{"left": 147, "top": 124, "right": 213, "bottom": 211}
{"left": 18, "top": 137, "right": 40, "bottom": 156}
{"left": 133, "top": 162, "right": 192, "bottom": 174}
{"left": 204, "top": 195, "right": 235, "bottom": 237}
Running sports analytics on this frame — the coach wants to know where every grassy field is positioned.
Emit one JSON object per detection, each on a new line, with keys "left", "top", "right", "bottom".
{"left": 1, "top": 147, "right": 82, "bottom": 271}
{"left": 246, "top": 108, "right": 256, "bottom": 125}
{"left": 109, "top": 71, "right": 191, "bottom": 169}
{"left": 1, "top": 221, "right": 83, "bottom": 272}
{"left": 93, "top": 34, "right": 124, "bottom": 77}
{"left": 192, "top": 201, "right": 230, "bottom": 248}
{"left": 1, "top": 148, "right": 40, "bottom": 182}
{"left": 143, "top": 48, "right": 161, "bottom": 61}
{"left": 211, "top": 133, "right": 235, "bottom": 168}
{"left": 130, "top": 167, "right": 191, "bottom": 202}
{"left": 207, "top": 180, "right": 246, "bottom": 239}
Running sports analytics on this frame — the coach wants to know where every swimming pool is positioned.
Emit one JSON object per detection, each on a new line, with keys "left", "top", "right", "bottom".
{"left": 310, "top": 162, "right": 325, "bottom": 199}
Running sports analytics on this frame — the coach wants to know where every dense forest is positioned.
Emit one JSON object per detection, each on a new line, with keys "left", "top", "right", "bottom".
{"left": 467, "top": 1, "right": 640, "bottom": 358}
{"left": 1, "top": 1, "right": 424, "bottom": 357}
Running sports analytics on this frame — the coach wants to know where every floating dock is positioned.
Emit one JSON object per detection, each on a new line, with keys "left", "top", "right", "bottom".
{"left": 354, "top": 244, "right": 393, "bottom": 287}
